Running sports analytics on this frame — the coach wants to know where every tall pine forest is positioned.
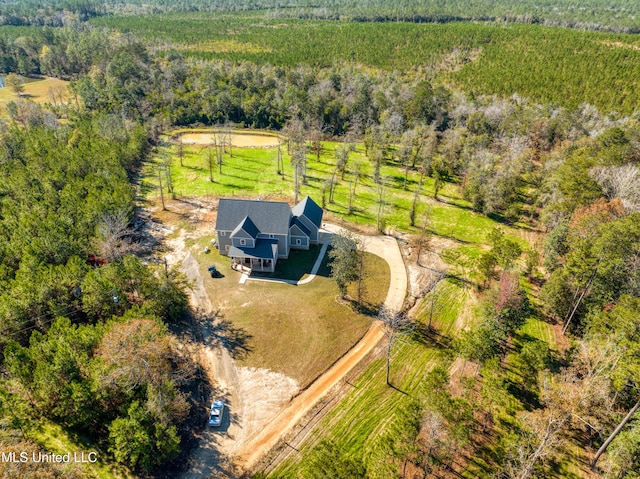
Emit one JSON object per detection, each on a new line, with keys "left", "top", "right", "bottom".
{"left": 0, "top": 1, "right": 639, "bottom": 478}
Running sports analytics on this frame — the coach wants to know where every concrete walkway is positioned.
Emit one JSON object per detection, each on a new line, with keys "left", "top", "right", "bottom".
{"left": 240, "top": 242, "right": 329, "bottom": 286}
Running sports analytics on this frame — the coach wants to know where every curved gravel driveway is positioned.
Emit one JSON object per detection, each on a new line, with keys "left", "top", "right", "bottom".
{"left": 236, "top": 224, "right": 408, "bottom": 471}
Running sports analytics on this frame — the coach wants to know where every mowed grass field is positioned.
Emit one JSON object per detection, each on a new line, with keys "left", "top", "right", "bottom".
{"left": 146, "top": 130, "right": 517, "bottom": 247}
{"left": 270, "top": 280, "right": 559, "bottom": 478}
{"left": 0, "top": 77, "right": 69, "bottom": 112}
{"left": 271, "top": 278, "right": 468, "bottom": 477}
{"left": 192, "top": 235, "right": 390, "bottom": 387}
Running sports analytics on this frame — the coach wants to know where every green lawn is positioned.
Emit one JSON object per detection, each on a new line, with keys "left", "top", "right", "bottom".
{"left": 192, "top": 235, "right": 390, "bottom": 387}
{"left": 144, "top": 131, "right": 527, "bottom": 248}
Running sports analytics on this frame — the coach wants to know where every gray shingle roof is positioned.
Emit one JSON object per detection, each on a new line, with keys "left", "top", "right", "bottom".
{"left": 230, "top": 216, "right": 260, "bottom": 239}
{"left": 228, "top": 239, "right": 278, "bottom": 260}
{"left": 216, "top": 199, "right": 292, "bottom": 235}
{"left": 292, "top": 196, "right": 323, "bottom": 228}
{"left": 290, "top": 217, "right": 311, "bottom": 236}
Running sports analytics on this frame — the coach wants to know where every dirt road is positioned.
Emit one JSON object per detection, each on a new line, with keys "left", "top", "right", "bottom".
{"left": 163, "top": 222, "right": 298, "bottom": 479}
{"left": 158, "top": 209, "right": 408, "bottom": 477}
{"left": 236, "top": 225, "right": 407, "bottom": 471}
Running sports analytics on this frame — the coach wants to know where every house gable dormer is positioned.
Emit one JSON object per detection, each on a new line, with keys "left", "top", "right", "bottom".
{"left": 215, "top": 196, "right": 323, "bottom": 272}
{"left": 292, "top": 196, "right": 323, "bottom": 243}
{"left": 230, "top": 216, "right": 260, "bottom": 248}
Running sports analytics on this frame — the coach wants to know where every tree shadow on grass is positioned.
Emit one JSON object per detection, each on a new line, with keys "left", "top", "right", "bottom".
{"left": 410, "top": 321, "right": 453, "bottom": 350}
{"left": 353, "top": 300, "right": 383, "bottom": 318}
{"left": 196, "top": 311, "right": 253, "bottom": 361}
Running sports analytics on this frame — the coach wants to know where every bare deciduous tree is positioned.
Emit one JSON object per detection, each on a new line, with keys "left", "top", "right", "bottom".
{"left": 505, "top": 339, "right": 617, "bottom": 479}
{"left": 160, "top": 150, "right": 174, "bottom": 199}
{"left": 378, "top": 306, "right": 414, "bottom": 386}
{"left": 416, "top": 206, "right": 431, "bottom": 266}
{"left": 203, "top": 145, "right": 214, "bottom": 182}
{"left": 418, "top": 411, "right": 448, "bottom": 478}
{"left": 176, "top": 134, "right": 184, "bottom": 167}
{"left": 377, "top": 177, "right": 387, "bottom": 234}
{"left": 591, "top": 164, "right": 640, "bottom": 212}
{"left": 95, "top": 209, "right": 136, "bottom": 262}
{"left": 291, "top": 145, "right": 307, "bottom": 203}
{"left": 5, "top": 72, "right": 24, "bottom": 96}
{"left": 223, "top": 120, "right": 234, "bottom": 157}
{"left": 213, "top": 128, "right": 224, "bottom": 175}
{"left": 276, "top": 135, "right": 285, "bottom": 176}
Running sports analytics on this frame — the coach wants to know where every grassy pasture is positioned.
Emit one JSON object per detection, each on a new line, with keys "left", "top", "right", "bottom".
{"left": 146, "top": 131, "right": 524, "bottom": 249}
{"left": 0, "top": 77, "right": 69, "bottom": 113}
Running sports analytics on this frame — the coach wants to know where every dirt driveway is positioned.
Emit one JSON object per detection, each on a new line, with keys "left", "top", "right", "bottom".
{"left": 154, "top": 206, "right": 299, "bottom": 479}
{"left": 156, "top": 206, "right": 408, "bottom": 478}
{"left": 236, "top": 224, "right": 407, "bottom": 471}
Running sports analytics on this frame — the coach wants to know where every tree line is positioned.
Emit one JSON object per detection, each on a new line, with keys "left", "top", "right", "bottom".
{"left": 3, "top": 0, "right": 640, "bottom": 32}
{"left": 0, "top": 114, "right": 195, "bottom": 475}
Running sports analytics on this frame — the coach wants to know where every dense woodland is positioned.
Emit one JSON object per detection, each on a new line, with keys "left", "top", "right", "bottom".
{"left": 0, "top": 111, "right": 195, "bottom": 475}
{"left": 5, "top": 15, "right": 640, "bottom": 114}
{"left": 2, "top": 0, "right": 640, "bottom": 32}
{"left": 0, "top": 1, "right": 639, "bottom": 478}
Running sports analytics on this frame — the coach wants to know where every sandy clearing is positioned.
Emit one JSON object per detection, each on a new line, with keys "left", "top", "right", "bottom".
{"left": 0, "top": 77, "right": 69, "bottom": 108}
{"left": 156, "top": 213, "right": 300, "bottom": 479}
{"left": 180, "top": 132, "right": 281, "bottom": 148}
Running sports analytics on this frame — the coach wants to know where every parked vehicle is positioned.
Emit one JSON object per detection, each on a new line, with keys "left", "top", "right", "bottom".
{"left": 208, "top": 400, "right": 224, "bottom": 427}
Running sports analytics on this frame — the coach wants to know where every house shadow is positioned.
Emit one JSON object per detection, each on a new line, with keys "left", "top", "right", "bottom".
{"left": 251, "top": 244, "right": 329, "bottom": 282}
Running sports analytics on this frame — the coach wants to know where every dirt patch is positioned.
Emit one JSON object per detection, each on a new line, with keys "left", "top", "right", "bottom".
{"left": 396, "top": 232, "right": 456, "bottom": 317}
{"left": 145, "top": 198, "right": 300, "bottom": 478}
{"left": 601, "top": 40, "right": 640, "bottom": 51}
{"left": 180, "top": 132, "right": 280, "bottom": 148}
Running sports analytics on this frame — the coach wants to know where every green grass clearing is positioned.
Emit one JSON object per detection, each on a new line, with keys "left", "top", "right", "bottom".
{"left": 144, "top": 130, "right": 528, "bottom": 249}
{"left": 190, "top": 234, "right": 390, "bottom": 387}
{"left": 30, "top": 419, "right": 135, "bottom": 479}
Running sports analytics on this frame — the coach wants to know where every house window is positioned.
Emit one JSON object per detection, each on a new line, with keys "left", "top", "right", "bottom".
{"left": 225, "top": 245, "right": 229, "bottom": 251}
{"left": 221, "top": 231, "right": 226, "bottom": 237}
{"left": 240, "top": 239, "right": 246, "bottom": 245}
{"left": 296, "top": 239, "right": 302, "bottom": 245}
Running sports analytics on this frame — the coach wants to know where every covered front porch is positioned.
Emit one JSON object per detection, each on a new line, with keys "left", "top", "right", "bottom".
{"left": 231, "top": 256, "right": 275, "bottom": 273}
{"left": 228, "top": 239, "right": 278, "bottom": 274}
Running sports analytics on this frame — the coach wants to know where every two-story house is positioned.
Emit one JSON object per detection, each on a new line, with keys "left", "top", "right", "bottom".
{"left": 215, "top": 196, "right": 323, "bottom": 273}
